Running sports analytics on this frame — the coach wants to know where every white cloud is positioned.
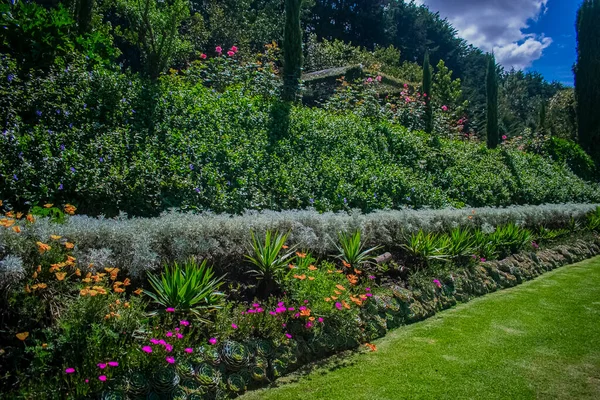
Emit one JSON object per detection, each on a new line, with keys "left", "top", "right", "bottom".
{"left": 414, "top": 0, "right": 552, "bottom": 69}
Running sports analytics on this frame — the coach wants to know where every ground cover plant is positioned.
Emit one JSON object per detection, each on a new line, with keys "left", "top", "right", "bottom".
{"left": 1, "top": 203, "right": 600, "bottom": 398}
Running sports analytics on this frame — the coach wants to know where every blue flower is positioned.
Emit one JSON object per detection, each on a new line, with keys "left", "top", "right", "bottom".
{"left": 13, "top": 174, "right": 17, "bottom": 181}
{"left": 36, "top": 110, "right": 42, "bottom": 117}
{"left": 99, "top": 157, "right": 104, "bottom": 162}
{"left": 194, "top": 188, "right": 201, "bottom": 193}
{"left": 60, "top": 144, "right": 65, "bottom": 151}
{"left": 309, "top": 198, "right": 314, "bottom": 204}
{"left": 70, "top": 167, "right": 76, "bottom": 173}
{"left": 59, "top": 183, "right": 63, "bottom": 190}
{"left": 189, "top": 164, "right": 194, "bottom": 170}
{"left": 7, "top": 74, "right": 14, "bottom": 83}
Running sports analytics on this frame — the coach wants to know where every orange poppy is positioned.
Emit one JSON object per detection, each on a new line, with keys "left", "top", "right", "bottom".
{"left": 55, "top": 272, "right": 67, "bottom": 281}
{"left": 80, "top": 288, "right": 89, "bottom": 296}
{"left": 5, "top": 211, "right": 14, "bottom": 218}
{"left": 37, "top": 283, "right": 47, "bottom": 289}
{"left": 295, "top": 252, "right": 306, "bottom": 259}
{"left": 124, "top": 302, "right": 130, "bottom": 308}
{"left": 282, "top": 245, "right": 289, "bottom": 249}
{"left": 309, "top": 317, "right": 315, "bottom": 321}
{"left": 327, "top": 270, "right": 333, "bottom": 274}
{"left": 113, "top": 287, "right": 125, "bottom": 293}
{"left": 354, "top": 268, "right": 362, "bottom": 275}
{"left": 24, "top": 284, "right": 31, "bottom": 293}
{"left": 347, "top": 274, "right": 358, "bottom": 285}
{"left": 336, "top": 284, "right": 346, "bottom": 291}
{"left": 350, "top": 296, "right": 363, "bottom": 306}
{"left": 334, "top": 290, "right": 342, "bottom": 295}
{"left": 12, "top": 226, "right": 21, "bottom": 233}
{"left": 123, "top": 278, "right": 131, "bottom": 286}
{"left": 36, "top": 265, "right": 41, "bottom": 273}
{"left": 41, "top": 343, "right": 48, "bottom": 348}
{"left": 43, "top": 203, "right": 54, "bottom": 208}
{"left": 365, "top": 343, "right": 377, "bottom": 352}
{"left": 308, "top": 265, "right": 317, "bottom": 271}
{"left": 26, "top": 214, "right": 35, "bottom": 223}
{"left": 3, "top": 219, "right": 15, "bottom": 227}
{"left": 64, "top": 204, "right": 77, "bottom": 215}
{"left": 299, "top": 308, "right": 311, "bottom": 317}
{"left": 342, "top": 301, "right": 351, "bottom": 310}
{"left": 324, "top": 297, "right": 331, "bottom": 302}
{"left": 32, "top": 271, "right": 38, "bottom": 279}
{"left": 75, "top": 268, "right": 81, "bottom": 276}
{"left": 88, "top": 290, "right": 98, "bottom": 297}
{"left": 308, "top": 276, "right": 315, "bottom": 281}
{"left": 288, "top": 263, "right": 296, "bottom": 269}
{"left": 133, "top": 288, "right": 143, "bottom": 295}
{"left": 331, "top": 296, "right": 338, "bottom": 300}
{"left": 336, "top": 270, "right": 343, "bottom": 274}
{"left": 64, "top": 242, "right": 74, "bottom": 249}
{"left": 359, "top": 294, "right": 368, "bottom": 300}
{"left": 36, "top": 242, "right": 51, "bottom": 254}
{"left": 15, "top": 212, "right": 23, "bottom": 219}
{"left": 293, "top": 274, "right": 306, "bottom": 280}
{"left": 104, "top": 267, "right": 117, "bottom": 273}
{"left": 16, "top": 332, "right": 29, "bottom": 341}
{"left": 342, "top": 260, "right": 351, "bottom": 268}
{"left": 50, "top": 235, "right": 62, "bottom": 240}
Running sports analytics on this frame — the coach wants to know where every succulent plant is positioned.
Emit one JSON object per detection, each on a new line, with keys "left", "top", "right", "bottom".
{"left": 152, "top": 367, "right": 180, "bottom": 395}
{"left": 145, "top": 392, "right": 160, "bottom": 400}
{"left": 127, "top": 372, "right": 150, "bottom": 398}
{"left": 227, "top": 373, "right": 249, "bottom": 393}
{"left": 198, "top": 345, "right": 221, "bottom": 366}
{"left": 270, "top": 358, "right": 287, "bottom": 378}
{"left": 250, "top": 365, "right": 268, "bottom": 382}
{"left": 100, "top": 391, "right": 125, "bottom": 400}
{"left": 250, "top": 339, "right": 274, "bottom": 359}
{"left": 220, "top": 340, "right": 250, "bottom": 371}
{"left": 195, "top": 363, "right": 220, "bottom": 388}
{"left": 177, "top": 361, "right": 196, "bottom": 379}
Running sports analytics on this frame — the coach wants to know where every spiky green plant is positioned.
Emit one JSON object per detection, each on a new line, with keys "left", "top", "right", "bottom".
{"left": 402, "top": 230, "right": 448, "bottom": 267}
{"left": 334, "top": 230, "right": 382, "bottom": 270}
{"left": 145, "top": 259, "right": 225, "bottom": 321}
{"left": 245, "top": 230, "right": 296, "bottom": 297}
{"left": 447, "top": 227, "right": 476, "bottom": 259}
{"left": 473, "top": 229, "right": 498, "bottom": 260}
{"left": 486, "top": 53, "right": 499, "bottom": 149}
{"left": 282, "top": 0, "right": 303, "bottom": 101}
{"left": 587, "top": 207, "right": 600, "bottom": 231}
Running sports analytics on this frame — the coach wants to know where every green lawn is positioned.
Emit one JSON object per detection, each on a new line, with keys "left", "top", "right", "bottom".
{"left": 241, "top": 257, "right": 600, "bottom": 400}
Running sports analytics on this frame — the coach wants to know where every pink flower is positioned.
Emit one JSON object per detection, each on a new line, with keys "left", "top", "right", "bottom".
{"left": 532, "top": 241, "right": 539, "bottom": 249}
{"left": 376, "top": 75, "right": 382, "bottom": 82}
{"left": 166, "top": 307, "right": 175, "bottom": 313}
{"left": 305, "top": 322, "right": 313, "bottom": 329}
{"left": 184, "top": 348, "right": 193, "bottom": 354}
{"left": 175, "top": 327, "right": 180, "bottom": 332}
{"left": 304, "top": 300, "right": 309, "bottom": 304}
{"left": 252, "top": 303, "right": 260, "bottom": 308}
{"left": 269, "top": 311, "right": 277, "bottom": 315}
{"left": 85, "top": 379, "right": 89, "bottom": 383}
{"left": 65, "top": 368, "right": 75, "bottom": 374}
{"left": 231, "top": 46, "right": 238, "bottom": 53}
{"left": 288, "top": 307, "right": 295, "bottom": 311}
{"left": 365, "top": 287, "right": 371, "bottom": 292}
{"left": 282, "top": 323, "right": 287, "bottom": 327}
{"left": 433, "top": 279, "right": 442, "bottom": 288}
{"left": 166, "top": 332, "right": 173, "bottom": 337}
{"left": 227, "top": 51, "right": 235, "bottom": 57}
{"left": 318, "top": 317, "right": 324, "bottom": 323}
{"left": 97, "top": 363, "right": 107, "bottom": 369}
{"left": 294, "top": 313, "right": 300, "bottom": 318}
{"left": 166, "top": 356, "right": 175, "bottom": 364}
{"left": 209, "top": 338, "right": 217, "bottom": 345}
{"left": 142, "top": 346, "right": 152, "bottom": 353}
{"left": 366, "top": 293, "right": 373, "bottom": 297}
{"left": 150, "top": 338, "right": 160, "bottom": 344}
{"left": 299, "top": 306, "right": 306, "bottom": 311}
{"left": 366, "top": 77, "right": 373, "bottom": 83}
{"left": 423, "top": 93, "right": 427, "bottom": 97}
{"left": 180, "top": 320, "right": 190, "bottom": 326}
{"left": 247, "top": 309, "right": 256, "bottom": 314}
{"left": 231, "top": 323, "right": 238, "bottom": 329}
{"left": 165, "top": 344, "right": 174, "bottom": 352}
{"left": 441, "top": 105, "right": 448, "bottom": 112}
{"left": 277, "top": 302, "right": 285, "bottom": 307}
{"left": 176, "top": 333, "right": 183, "bottom": 339}
{"left": 215, "top": 46, "right": 222, "bottom": 54}
{"left": 405, "top": 97, "right": 411, "bottom": 103}
{"left": 158, "top": 339, "right": 166, "bottom": 345}
{"left": 200, "top": 53, "right": 207, "bottom": 60}
{"left": 335, "top": 302, "right": 342, "bottom": 310}
{"left": 480, "top": 258, "right": 486, "bottom": 263}
{"left": 404, "top": 83, "right": 409, "bottom": 88}
{"left": 368, "top": 275, "right": 376, "bottom": 280}
{"left": 255, "top": 308, "right": 264, "bottom": 313}
{"left": 285, "top": 333, "right": 292, "bottom": 339}
{"left": 108, "top": 361, "right": 118, "bottom": 367}
{"left": 98, "top": 375, "right": 107, "bottom": 382}
{"left": 502, "top": 135, "right": 507, "bottom": 140}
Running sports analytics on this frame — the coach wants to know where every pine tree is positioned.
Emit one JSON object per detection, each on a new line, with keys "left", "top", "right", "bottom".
{"left": 282, "top": 0, "right": 303, "bottom": 102}
{"left": 486, "top": 53, "right": 499, "bottom": 149}
{"left": 422, "top": 50, "right": 433, "bottom": 135}
{"left": 574, "top": 0, "right": 600, "bottom": 161}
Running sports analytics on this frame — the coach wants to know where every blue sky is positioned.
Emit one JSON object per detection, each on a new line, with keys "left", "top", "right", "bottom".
{"left": 416, "top": 0, "right": 581, "bottom": 86}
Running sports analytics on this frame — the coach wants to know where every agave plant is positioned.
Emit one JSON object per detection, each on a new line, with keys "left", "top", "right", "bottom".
{"left": 334, "top": 230, "right": 382, "bottom": 270}
{"left": 447, "top": 227, "right": 476, "bottom": 259}
{"left": 245, "top": 230, "right": 296, "bottom": 297}
{"left": 145, "top": 259, "right": 225, "bottom": 322}
{"left": 401, "top": 230, "right": 448, "bottom": 267}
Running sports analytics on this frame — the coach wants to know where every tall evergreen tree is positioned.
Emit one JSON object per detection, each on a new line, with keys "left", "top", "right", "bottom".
{"left": 423, "top": 50, "right": 433, "bottom": 134}
{"left": 282, "top": 0, "right": 303, "bottom": 102}
{"left": 486, "top": 53, "right": 499, "bottom": 149}
{"left": 574, "top": 0, "right": 600, "bottom": 161}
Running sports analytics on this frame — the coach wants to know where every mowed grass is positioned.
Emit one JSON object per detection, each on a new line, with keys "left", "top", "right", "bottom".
{"left": 241, "top": 257, "right": 600, "bottom": 400}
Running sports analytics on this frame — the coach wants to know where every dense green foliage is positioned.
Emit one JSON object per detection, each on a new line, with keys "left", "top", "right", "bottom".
{"left": 575, "top": 0, "right": 600, "bottom": 162}
{"left": 282, "top": 0, "right": 303, "bottom": 101}
{"left": 486, "top": 54, "right": 499, "bottom": 149}
{"left": 422, "top": 51, "right": 433, "bottom": 135}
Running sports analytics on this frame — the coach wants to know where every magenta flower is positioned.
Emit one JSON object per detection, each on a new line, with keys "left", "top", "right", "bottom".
{"left": 108, "top": 361, "right": 118, "bottom": 367}
{"left": 180, "top": 320, "right": 190, "bottom": 326}
{"left": 150, "top": 338, "right": 160, "bottom": 344}
{"left": 278, "top": 302, "right": 285, "bottom": 307}
{"left": 299, "top": 306, "right": 306, "bottom": 311}
{"left": 231, "top": 323, "right": 238, "bottom": 329}
{"left": 209, "top": 338, "right": 217, "bottom": 345}
{"left": 305, "top": 322, "right": 313, "bottom": 329}
{"left": 158, "top": 339, "right": 166, "bottom": 345}
{"left": 65, "top": 368, "right": 75, "bottom": 374}
{"left": 480, "top": 257, "right": 486, "bottom": 263}
{"left": 231, "top": 46, "right": 238, "bottom": 53}
{"left": 318, "top": 317, "right": 324, "bottom": 323}
{"left": 184, "top": 348, "right": 193, "bottom": 354}
{"left": 335, "top": 302, "right": 343, "bottom": 310}
{"left": 98, "top": 375, "right": 107, "bottom": 382}
{"left": 215, "top": 46, "right": 222, "bottom": 53}
{"left": 165, "top": 344, "right": 174, "bottom": 352}
{"left": 502, "top": 135, "right": 508, "bottom": 140}
{"left": 282, "top": 323, "right": 287, "bottom": 327}
{"left": 166, "top": 332, "right": 173, "bottom": 337}
{"left": 532, "top": 241, "right": 539, "bottom": 249}
{"left": 227, "top": 50, "right": 235, "bottom": 57}
{"left": 252, "top": 303, "right": 260, "bottom": 308}
{"left": 288, "top": 307, "right": 295, "bottom": 311}
{"left": 366, "top": 293, "right": 373, "bottom": 297}
{"left": 366, "top": 77, "right": 373, "bottom": 83}
{"left": 294, "top": 313, "right": 300, "bottom": 318}
{"left": 142, "top": 346, "right": 152, "bottom": 353}
{"left": 176, "top": 333, "right": 183, "bottom": 339}
{"left": 256, "top": 307, "right": 264, "bottom": 313}
{"left": 97, "top": 363, "right": 107, "bottom": 369}
{"left": 166, "top": 308, "right": 175, "bottom": 313}
{"left": 304, "top": 300, "right": 309, "bottom": 304}
{"left": 85, "top": 379, "right": 89, "bottom": 383}
{"left": 285, "top": 333, "right": 292, "bottom": 339}
{"left": 365, "top": 287, "right": 371, "bottom": 292}
{"left": 269, "top": 311, "right": 277, "bottom": 315}
{"left": 433, "top": 279, "right": 442, "bottom": 289}
{"left": 175, "top": 327, "right": 180, "bottom": 332}
{"left": 368, "top": 275, "right": 376, "bottom": 280}
{"left": 376, "top": 75, "right": 382, "bottom": 82}
{"left": 441, "top": 105, "right": 448, "bottom": 112}
{"left": 404, "top": 83, "right": 409, "bottom": 88}
{"left": 200, "top": 53, "right": 207, "bottom": 60}
{"left": 166, "top": 356, "right": 175, "bottom": 364}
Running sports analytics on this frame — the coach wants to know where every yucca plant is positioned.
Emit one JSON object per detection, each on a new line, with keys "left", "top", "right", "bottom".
{"left": 587, "top": 207, "right": 600, "bottom": 232}
{"left": 245, "top": 230, "right": 296, "bottom": 297}
{"left": 402, "top": 230, "right": 448, "bottom": 268}
{"left": 491, "top": 223, "right": 532, "bottom": 258}
{"left": 334, "top": 230, "right": 382, "bottom": 270}
{"left": 447, "top": 227, "right": 476, "bottom": 261}
{"left": 473, "top": 229, "right": 498, "bottom": 260}
{"left": 145, "top": 259, "right": 225, "bottom": 322}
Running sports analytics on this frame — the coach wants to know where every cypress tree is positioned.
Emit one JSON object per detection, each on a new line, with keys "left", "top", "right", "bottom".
{"left": 538, "top": 101, "right": 547, "bottom": 135}
{"left": 423, "top": 50, "right": 433, "bottom": 134}
{"left": 486, "top": 53, "right": 499, "bottom": 149}
{"left": 574, "top": 0, "right": 600, "bottom": 161}
{"left": 282, "top": 0, "right": 303, "bottom": 102}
